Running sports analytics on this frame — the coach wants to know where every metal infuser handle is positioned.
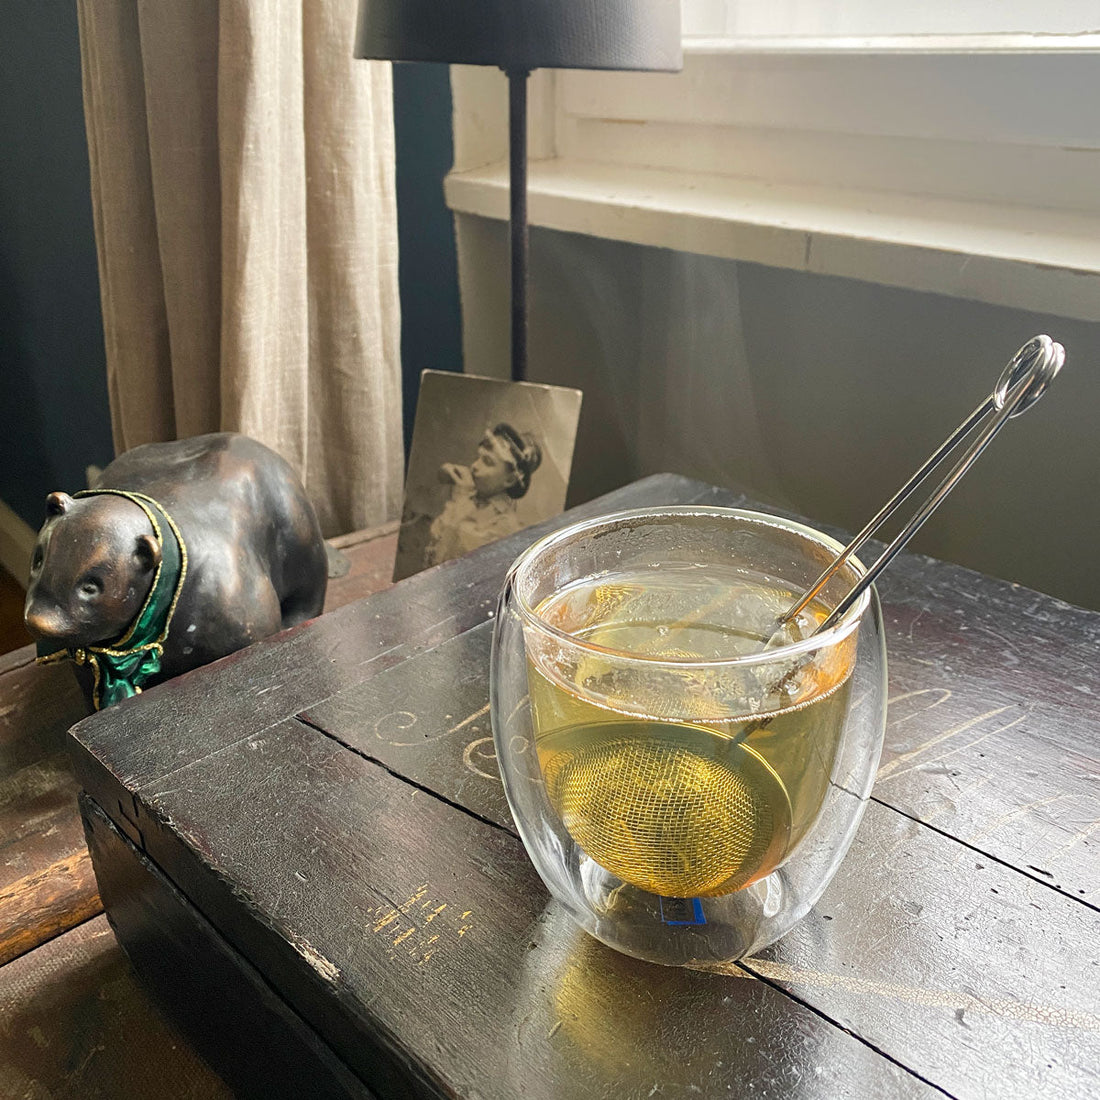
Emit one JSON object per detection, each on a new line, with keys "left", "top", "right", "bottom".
{"left": 775, "top": 335, "right": 1065, "bottom": 640}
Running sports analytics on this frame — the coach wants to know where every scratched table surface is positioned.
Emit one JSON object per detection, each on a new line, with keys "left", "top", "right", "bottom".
{"left": 68, "top": 475, "right": 1100, "bottom": 1100}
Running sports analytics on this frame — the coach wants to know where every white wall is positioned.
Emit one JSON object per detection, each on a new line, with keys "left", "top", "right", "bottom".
{"left": 457, "top": 214, "right": 1100, "bottom": 610}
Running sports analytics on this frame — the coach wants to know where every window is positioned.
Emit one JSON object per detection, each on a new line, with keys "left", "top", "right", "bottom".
{"left": 681, "top": 0, "right": 1100, "bottom": 46}
{"left": 447, "top": 3, "right": 1100, "bottom": 320}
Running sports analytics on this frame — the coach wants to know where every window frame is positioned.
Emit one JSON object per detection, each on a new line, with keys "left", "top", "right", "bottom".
{"left": 446, "top": 27, "right": 1100, "bottom": 321}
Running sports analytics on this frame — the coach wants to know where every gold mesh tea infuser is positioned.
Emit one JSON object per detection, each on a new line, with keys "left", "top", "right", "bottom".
{"left": 533, "top": 335, "right": 1064, "bottom": 901}
{"left": 541, "top": 723, "right": 786, "bottom": 897}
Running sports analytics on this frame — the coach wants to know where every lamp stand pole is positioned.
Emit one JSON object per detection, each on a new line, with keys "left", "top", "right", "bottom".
{"left": 507, "top": 69, "right": 529, "bottom": 382}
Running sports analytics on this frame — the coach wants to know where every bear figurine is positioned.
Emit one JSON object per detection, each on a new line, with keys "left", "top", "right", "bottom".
{"left": 24, "top": 432, "right": 328, "bottom": 709}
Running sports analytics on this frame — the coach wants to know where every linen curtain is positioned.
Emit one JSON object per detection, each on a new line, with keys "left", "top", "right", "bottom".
{"left": 76, "top": 0, "right": 403, "bottom": 536}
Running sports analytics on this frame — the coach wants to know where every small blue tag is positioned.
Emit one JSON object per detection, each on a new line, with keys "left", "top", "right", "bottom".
{"left": 659, "top": 897, "right": 706, "bottom": 925}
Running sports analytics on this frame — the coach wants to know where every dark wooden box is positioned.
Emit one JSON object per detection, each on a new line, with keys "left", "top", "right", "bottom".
{"left": 69, "top": 476, "right": 1100, "bottom": 1100}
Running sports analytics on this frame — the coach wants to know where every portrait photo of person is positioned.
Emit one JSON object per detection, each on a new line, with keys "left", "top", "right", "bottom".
{"left": 393, "top": 372, "right": 582, "bottom": 580}
{"left": 425, "top": 423, "right": 543, "bottom": 568}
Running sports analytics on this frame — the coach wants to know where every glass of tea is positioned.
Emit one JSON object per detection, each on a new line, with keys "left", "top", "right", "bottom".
{"left": 490, "top": 507, "right": 887, "bottom": 966}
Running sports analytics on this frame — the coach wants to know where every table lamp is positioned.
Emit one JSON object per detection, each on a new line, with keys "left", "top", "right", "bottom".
{"left": 355, "top": 0, "right": 682, "bottom": 381}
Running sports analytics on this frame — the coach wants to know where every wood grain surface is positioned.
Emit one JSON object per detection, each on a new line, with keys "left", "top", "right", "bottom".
{"left": 0, "top": 567, "right": 30, "bottom": 657}
{"left": 873, "top": 565, "right": 1100, "bottom": 905}
{"left": 0, "top": 527, "right": 400, "bottom": 971}
{"left": 212, "top": 634, "right": 1100, "bottom": 1096}
{"left": 0, "top": 524, "right": 402, "bottom": 1098}
{"left": 325, "top": 523, "right": 400, "bottom": 612}
{"left": 68, "top": 475, "right": 1100, "bottom": 1099}
{"left": 82, "top": 796, "right": 375, "bottom": 1100}
{"left": 0, "top": 913, "right": 232, "bottom": 1100}
{"left": 747, "top": 799, "right": 1100, "bottom": 1100}
{"left": 123, "top": 717, "right": 938, "bottom": 1100}
{"left": 0, "top": 653, "right": 95, "bottom": 967}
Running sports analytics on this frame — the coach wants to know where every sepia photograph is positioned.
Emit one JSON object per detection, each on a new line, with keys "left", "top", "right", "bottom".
{"left": 393, "top": 371, "right": 583, "bottom": 580}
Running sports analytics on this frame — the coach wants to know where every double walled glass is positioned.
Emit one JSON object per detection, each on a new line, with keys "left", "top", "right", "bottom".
{"left": 490, "top": 507, "right": 887, "bottom": 967}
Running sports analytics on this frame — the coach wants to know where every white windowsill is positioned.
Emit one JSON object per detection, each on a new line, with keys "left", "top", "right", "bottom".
{"left": 444, "top": 157, "right": 1100, "bottom": 322}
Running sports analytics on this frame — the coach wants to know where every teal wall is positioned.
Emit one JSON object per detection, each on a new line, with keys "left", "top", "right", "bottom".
{"left": 393, "top": 63, "right": 464, "bottom": 454}
{"left": 0, "top": 4, "right": 114, "bottom": 531}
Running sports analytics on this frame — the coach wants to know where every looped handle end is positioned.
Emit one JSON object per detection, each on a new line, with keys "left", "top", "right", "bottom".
{"left": 773, "top": 333, "right": 1066, "bottom": 639}
{"left": 995, "top": 335, "right": 1065, "bottom": 417}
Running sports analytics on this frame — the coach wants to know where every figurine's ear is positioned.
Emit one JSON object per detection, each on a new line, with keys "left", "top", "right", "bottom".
{"left": 45, "top": 492, "right": 73, "bottom": 518}
{"left": 134, "top": 534, "right": 162, "bottom": 574}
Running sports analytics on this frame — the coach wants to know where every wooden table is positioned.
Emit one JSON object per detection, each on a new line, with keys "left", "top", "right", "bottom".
{"left": 0, "top": 524, "right": 399, "bottom": 1099}
{"left": 63, "top": 477, "right": 1100, "bottom": 1098}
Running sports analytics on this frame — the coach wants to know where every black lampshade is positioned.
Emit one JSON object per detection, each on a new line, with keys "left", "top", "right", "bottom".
{"left": 355, "top": 0, "right": 682, "bottom": 72}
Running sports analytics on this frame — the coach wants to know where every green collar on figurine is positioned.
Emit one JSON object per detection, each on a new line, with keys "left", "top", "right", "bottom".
{"left": 36, "top": 490, "right": 188, "bottom": 710}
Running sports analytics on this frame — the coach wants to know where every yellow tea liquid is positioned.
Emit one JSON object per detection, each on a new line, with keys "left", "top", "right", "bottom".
{"left": 528, "top": 567, "right": 855, "bottom": 898}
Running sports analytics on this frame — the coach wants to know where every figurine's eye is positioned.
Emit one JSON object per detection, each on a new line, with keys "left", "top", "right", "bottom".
{"left": 31, "top": 549, "right": 43, "bottom": 571}
{"left": 79, "top": 577, "right": 103, "bottom": 598}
